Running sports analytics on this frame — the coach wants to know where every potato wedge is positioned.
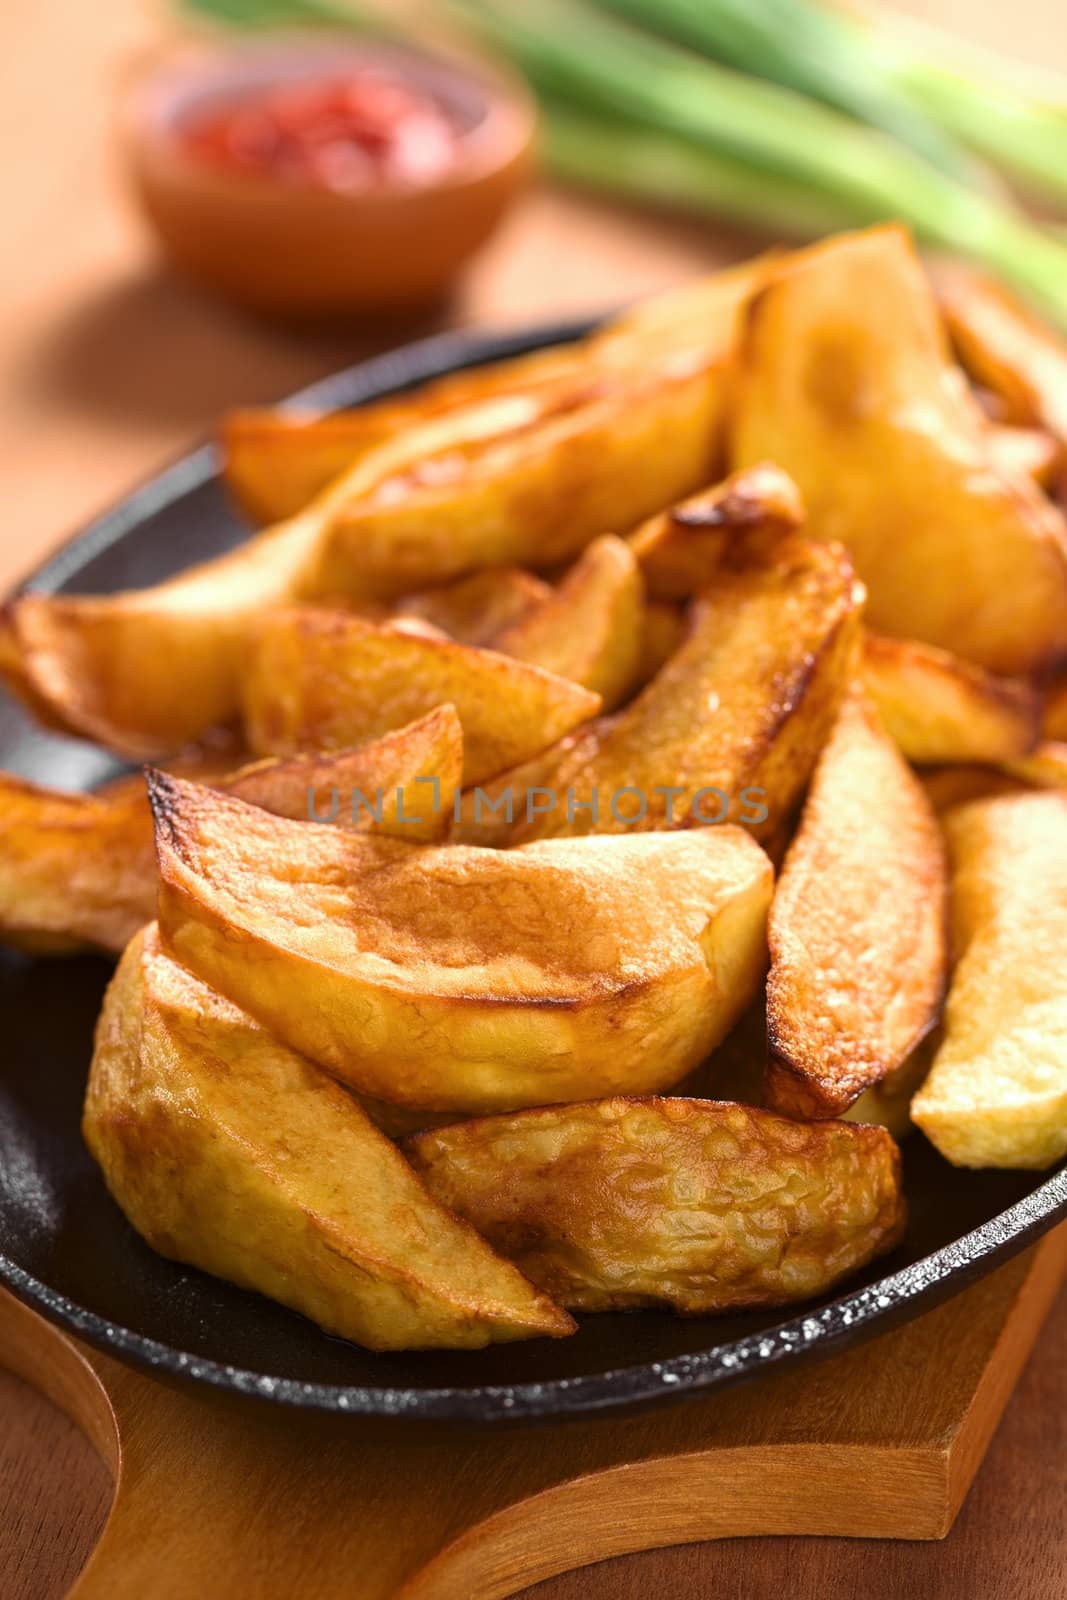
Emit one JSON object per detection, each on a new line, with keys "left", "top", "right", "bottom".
{"left": 241, "top": 608, "right": 600, "bottom": 786}
{"left": 151, "top": 774, "right": 773, "bottom": 1113}
{"left": 766, "top": 693, "right": 948, "bottom": 1119}
{"left": 911, "top": 791, "right": 1067, "bottom": 1168}
{"left": 732, "top": 226, "right": 1067, "bottom": 674}
{"left": 315, "top": 361, "right": 725, "bottom": 601}
{"left": 221, "top": 260, "right": 769, "bottom": 525}
{"left": 0, "top": 710, "right": 462, "bottom": 955}
{"left": 395, "top": 567, "right": 550, "bottom": 646}
{"left": 937, "top": 263, "right": 1067, "bottom": 443}
{"left": 862, "top": 634, "right": 1040, "bottom": 765}
{"left": 489, "top": 536, "right": 643, "bottom": 710}
{"left": 509, "top": 535, "right": 861, "bottom": 842}
{"left": 405, "top": 1098, "right": 905, "bottom": 1313}
{"left": 0, "top": 391, "right": 559, "bottom": 758}
{"left": 83, "top": 927, "right": 572, "bottom": 1350}
{"left": 628, "top": 463, "right": 803, "bottom": 601}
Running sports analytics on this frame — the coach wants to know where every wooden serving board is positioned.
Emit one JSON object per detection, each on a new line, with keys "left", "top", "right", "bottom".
{"left": 2, "top": 1222, "right": 1065, "bottom": 1600}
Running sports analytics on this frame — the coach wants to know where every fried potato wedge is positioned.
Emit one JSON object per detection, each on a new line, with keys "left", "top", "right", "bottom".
{"left": 937, "top": 264, "right": 1067, "bottom": 444}
{"left": 862, "top": 634, "right": 1040, "bottom": 765}
{"left": 405, "top": 1098, "right": 905, "bottom": 1313}
{"left": 510, "top": 536, "right": 861, "bottom": 842}
{"left": 316, "top": 361, "right": 724, "bottom": 601}
{"left": 766, "top": 694, "right": 948, "bottom": 1119}
{"left": 628, "top": 463, "right": 803, "bottom": 601}
{"left": 0, "top": 392, "right": 558, "bottom": 758}
{"left": 911, "top": 792, "right": 1067, "bottom": 1168}
{"left": 0, "top": 710, "right": 462, "bottom": 955}
{"left": 222, "top": 260, "right": 769, "bottom": 525}
{"left": 152, "top": 774, "right": 773, "bottom": 1113}
{"left": 489, "top": 536, "right": 643, "bottom": 709}
{"left": 225, "top": 703, "right": 464, "bottom": 842}
{"left": 223, "top": 409, "right": 403, "bottom": 525}
{"left": 732, "top": 226, "right": 1067, "bottom": 674}
{"left": 395, "top": 567, "right": 550, "bottom": 646}
{"left": 84, "top": 927, "right": 572, "bottom": 1349}
{"left": 241, "top": 607, "right": 600, "bottom": 785}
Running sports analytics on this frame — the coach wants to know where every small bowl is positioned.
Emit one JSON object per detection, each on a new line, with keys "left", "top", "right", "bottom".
{"left": 119, "top": 33, "right": 537, "bottom": 318}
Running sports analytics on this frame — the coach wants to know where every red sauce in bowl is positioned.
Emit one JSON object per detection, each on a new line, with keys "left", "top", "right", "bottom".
{"left": 181, "top": 70, "right": 464, "bottom": 192}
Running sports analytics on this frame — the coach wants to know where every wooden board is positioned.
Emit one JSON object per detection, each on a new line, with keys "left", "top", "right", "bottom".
{"left": 1, "top": 1223, "right": 1064, "bottom": 1600}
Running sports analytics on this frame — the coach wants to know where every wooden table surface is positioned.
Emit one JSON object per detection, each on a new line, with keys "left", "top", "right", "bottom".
{"left": 2, "top": 1, "right": 1065, "bottom": 1596}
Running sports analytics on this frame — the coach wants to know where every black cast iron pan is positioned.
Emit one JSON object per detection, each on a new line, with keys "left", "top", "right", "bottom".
{"left": 1, "top": 319, "right": 1065, "bottom": 1422}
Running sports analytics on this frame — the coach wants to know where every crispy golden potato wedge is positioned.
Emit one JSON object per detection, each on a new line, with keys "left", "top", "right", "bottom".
{"left": 733, "top": 226, "right": 1067, "bottom": 675}
{"left": 862, "top": 634, "right": 1040, "bottom": 765}
{"left": 489, "top": 536, "right": 643, "bottom": 710}
{"left": 628, "top": 463, "right": 803, "bottom": 601}
{"left": 395, "top": 567, "right": 550, "bottom": 646}
{"left": 0, "top": 771, "right": 155, "bottom": 956}
{"left": 0, "top": 710, "right": 463, "bottom": 955}
{"left": 241, "top": 607, "right": 600, "bottom": 786}
{"left": 937, "top": 264, "right": 1067, "bottom": 443}
{"left": 405, "top": 1098, "right": 905, "bottom": 1313}
{"left": 0, "top": 392, "right": 559, "bottom": 758}
{"left": 988, "top": 425, "right": 1059, "bottom": 489}
{"left": 152, "top": 774, "right": 773, "bottom": 1113}
{"left": 509, "top": 535, "right": 861, "bottom": 842}
{"left": 84, "top": 927, "right": 572, "bottom": 1349}
{"left": 224, "top": 703, "right": 464, "bottom": 842}
{"left": 911, "top": 791, "right": 1067, "bottom": 1168}
{"left": 766, "top": 694, "right": 948, "bottom": 1119}
{"left": 315, "top": 361, "right": 725, "bottom": 601}
{"left": 223, "top": 409, "right": 402, "bottom": 525}
{"left": 221, "top": 260, "right": 769, "bottom": 525}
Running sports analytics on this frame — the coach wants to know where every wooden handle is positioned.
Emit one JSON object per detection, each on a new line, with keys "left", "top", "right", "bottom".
{"left": 3, "top": 1225, "right": 1065, "bottom": 1600}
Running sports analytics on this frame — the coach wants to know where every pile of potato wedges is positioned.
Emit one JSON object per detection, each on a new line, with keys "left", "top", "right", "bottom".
{"left": 3, "top": 224, "right": 1067, "bottom": 1351}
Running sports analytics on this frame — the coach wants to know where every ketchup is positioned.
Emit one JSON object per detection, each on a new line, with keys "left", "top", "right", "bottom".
{"left": 181, "top": 70, "right": 463, "bottom": 191}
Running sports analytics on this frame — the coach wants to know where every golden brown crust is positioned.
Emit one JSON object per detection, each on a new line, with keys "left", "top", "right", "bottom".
{"left": 628, "top": 462, "right": 803, "bottom": 601}
{"left": 508, "top": 534, "right": 862, "bottom": 843}
{"left": 149, "top": 773, "right": 772, "bottom": 1113}
{"left": 912, "top": 791, "right": 1067, "bottom": 1168}
{"left": 240, "top": 606, "right": 601, "bottom": 786}
{"left": 406, "top": 1098, "right": 905, "bottom": 1314}
{"left": 862, "top": 633, "right": 1040, "bottom": 765}
{"left": 489, "top": 535, "right": 644, "bottom": 710}
{"left": 766, "top": 693, "right": 948, "bottom": 1119}
{"left": 733, "top": 226, "right": 1067, "bottom": 676}
{"left": 83, "top": 928, "right": 573, "bottom": 1349}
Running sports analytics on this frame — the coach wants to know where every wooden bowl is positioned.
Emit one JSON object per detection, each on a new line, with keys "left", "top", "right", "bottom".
{"left": 119, "top": 34, "right": 537, "bottom": 318}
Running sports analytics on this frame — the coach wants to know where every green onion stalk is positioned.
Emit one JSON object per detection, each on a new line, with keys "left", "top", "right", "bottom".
{"left": 594, "top": 0, "right": 992, "bottom": 187}
{"left": 596, "top": 0, "right": 1067, "bottom": 213}
{"left": 452, "top": 0, "right": 1067, "bottom": 325}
